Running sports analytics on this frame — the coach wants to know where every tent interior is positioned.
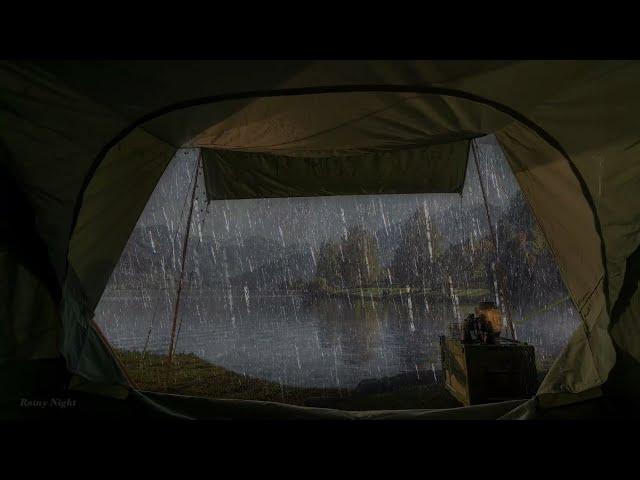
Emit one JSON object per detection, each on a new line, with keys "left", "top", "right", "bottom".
{"left": 2, "top": 60, "right": 640, "bottom": 420}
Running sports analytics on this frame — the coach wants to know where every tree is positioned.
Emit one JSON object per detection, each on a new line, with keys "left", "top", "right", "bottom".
{"left": 341, "top": 225, "right": 381, "bottom": 287}
{"left": 307, "top": 276, "right": 330, "bottom": 295}
{"left": 391, "top": 207, "right": 443, "bottom": 287}
{"left": 315, "top": 240, "right": 343, "bottom": 287}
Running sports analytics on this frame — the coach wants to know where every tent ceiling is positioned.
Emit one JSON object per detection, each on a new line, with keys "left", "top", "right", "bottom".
{"left": 186, "top": 92, "right": 506, "bottom": 156}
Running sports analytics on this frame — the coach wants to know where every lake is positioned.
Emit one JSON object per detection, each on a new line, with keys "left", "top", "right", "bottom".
{"left": 95, "top": 289, "right": 580, "bottom": 389}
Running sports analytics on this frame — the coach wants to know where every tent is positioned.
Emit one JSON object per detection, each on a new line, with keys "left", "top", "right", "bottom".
{"left": 2, "top": 60, "right": 639, "bottom": 419}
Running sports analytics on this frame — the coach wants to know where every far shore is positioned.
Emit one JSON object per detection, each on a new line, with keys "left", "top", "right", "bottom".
{"left": 104, "top": 286, "right": 491, "bottom": 303}
{"left": 306, "top": 286, "right": 490, "bottom": 302}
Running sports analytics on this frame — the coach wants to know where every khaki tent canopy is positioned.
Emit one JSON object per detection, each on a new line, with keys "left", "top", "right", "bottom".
{"left": 1, "top": 60, "right": 639, "bottom": 419}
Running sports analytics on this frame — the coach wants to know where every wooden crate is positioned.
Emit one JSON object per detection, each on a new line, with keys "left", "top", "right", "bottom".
{"left": 440, "top": 336, "right": 538, "bottom": 406}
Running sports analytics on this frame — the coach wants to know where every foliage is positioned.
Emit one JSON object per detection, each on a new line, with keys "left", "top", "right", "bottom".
{"left": 341, "top": 225, "right": 382, "bottom": 287}
{"left": 313, "top": 225, "right": 382, "bottom": 288}
{"left": 315, "top": 241, "right": 343, "bottom": 286}
{"left": 391, "top": 208, "right": 443, "bottom": 287}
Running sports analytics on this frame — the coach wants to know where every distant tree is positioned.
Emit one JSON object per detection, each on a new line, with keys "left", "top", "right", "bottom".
{"left": 307, "top": 276, "right": 330, "bottom": 295}
{"left": 341, "top": 226, "right": 381, "bottom": 287}
{"left": 315, "top": 240, "right": 343, "bottom": 287}
{"left": 391, "top": 208, "right": 443, "bottom": 287}
{"left": 288, "top": 278, "right": 307, "bottom": 291}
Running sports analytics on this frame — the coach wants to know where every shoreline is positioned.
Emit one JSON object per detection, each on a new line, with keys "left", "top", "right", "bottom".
{"left": 115, "top": 349, "right": 463, "bottom": 410}
{"left": 116, "top": 348, "right": 546, "bottom": 410}
{"left": 102, "top": 286, "right": 490, "bottom": 298}
{"left": 307, "top": 286, "right": 490, "bottom": 302}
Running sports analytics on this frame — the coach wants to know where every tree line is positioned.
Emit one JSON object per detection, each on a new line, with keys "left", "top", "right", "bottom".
{"left": 307, "top": 194, "right": 565, "bottom": 306}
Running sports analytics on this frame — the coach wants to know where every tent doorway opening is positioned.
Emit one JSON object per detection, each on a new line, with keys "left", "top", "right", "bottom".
{"left": 94, "top": 135, "right": 580, "bottom": 410}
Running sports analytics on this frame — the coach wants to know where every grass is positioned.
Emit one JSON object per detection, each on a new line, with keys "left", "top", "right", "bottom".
{"left": 117, "top": 349, "right": 546, "bottom": 411}
{"left": 116, "top": 349, "right": 348, "bottom": 406}
{"left": 115, "top": 349, "right": 462, "bottom": 410}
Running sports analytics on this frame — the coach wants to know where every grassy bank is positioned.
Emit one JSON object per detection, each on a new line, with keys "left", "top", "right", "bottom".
{"left": 116, "top": 350, "right": 348, "bottom": 406}
{"left": 115, "top": 349, "right": 462, "bottom": 410}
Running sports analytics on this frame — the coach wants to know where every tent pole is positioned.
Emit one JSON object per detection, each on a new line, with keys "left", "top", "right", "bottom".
{"left": 470, "top": 140, "right": 517, "bottom": 340}
{"left": 166, "top": 153, "right": 201, "bottom": 372}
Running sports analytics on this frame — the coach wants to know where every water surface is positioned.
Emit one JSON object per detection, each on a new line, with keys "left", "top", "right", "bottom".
{"left": 96, "top": 290, "right": 579, "bottom": 389}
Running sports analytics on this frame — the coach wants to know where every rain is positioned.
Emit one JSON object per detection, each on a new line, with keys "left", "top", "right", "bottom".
{"left": 94, "top": 136, "right": 580, "bottom": 405}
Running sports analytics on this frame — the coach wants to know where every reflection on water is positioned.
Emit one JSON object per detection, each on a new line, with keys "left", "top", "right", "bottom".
{"left": 96, "top": 290, "right": 579, "bottom": 389}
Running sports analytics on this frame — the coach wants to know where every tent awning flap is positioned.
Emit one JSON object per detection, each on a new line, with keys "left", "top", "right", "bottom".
{"left": 201, "top": 140, "right": 470, "bottom": 201}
